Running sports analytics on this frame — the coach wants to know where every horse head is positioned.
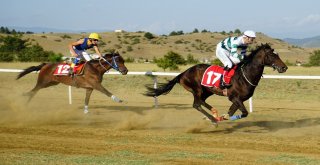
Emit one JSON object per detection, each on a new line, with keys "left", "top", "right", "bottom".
{"left": 254, "top": 44, "right": 288, "bottom": 73}
{"left": 102, "top": 52, "right": 128, "bottom": 75}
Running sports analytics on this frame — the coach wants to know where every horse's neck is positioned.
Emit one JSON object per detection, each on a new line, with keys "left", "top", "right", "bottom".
{"left": 241, "top": 55, "right": 265, "bottom": 85}
{"left": 89, "top": 61, "right": 111, "bottom": 75}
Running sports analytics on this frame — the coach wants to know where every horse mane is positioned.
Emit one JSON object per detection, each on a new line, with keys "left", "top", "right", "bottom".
{"left": 237, "top": 43, "right": 271, "bottom": 69}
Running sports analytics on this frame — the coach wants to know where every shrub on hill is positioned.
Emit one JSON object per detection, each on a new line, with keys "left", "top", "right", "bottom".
{"left": 0, "top": 34, "right": 62, "bottom": 62}
{"left": 144, "top": 32, "right": 155, "bottom": 40}
{"left": 155, "top": 51, "right": 186, "bottom": 71}
{"left": 307, "top": 50, "right": 320, "bottom": 66}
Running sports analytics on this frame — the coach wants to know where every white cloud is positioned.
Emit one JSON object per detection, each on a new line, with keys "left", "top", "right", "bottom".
{"left": 296, "top": 14, "right": 320, "bottom": 26}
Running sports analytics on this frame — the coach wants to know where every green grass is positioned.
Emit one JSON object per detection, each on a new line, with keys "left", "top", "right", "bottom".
{"left": 259, "top": 154, "right": 320, "bottom": 165}
{"left": 0, "top": 151, "right": 151, "bottom": 165}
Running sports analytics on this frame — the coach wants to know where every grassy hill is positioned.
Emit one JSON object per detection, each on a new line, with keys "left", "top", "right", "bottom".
{"left": 284, "top": 36, "right": 320, "bottom": 48}
{"left": 23, "top": 31, "right": 316, "bottom": 64}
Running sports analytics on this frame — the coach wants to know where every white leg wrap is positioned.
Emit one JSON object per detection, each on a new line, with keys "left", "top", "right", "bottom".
{"left": 111, "top": 95, "right": 122, "bottom": 103}
{"left": 84, "top": 105, "right": 89, "bottom": 114}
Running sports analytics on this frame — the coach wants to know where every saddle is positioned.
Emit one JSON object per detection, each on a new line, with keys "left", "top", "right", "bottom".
{"left": 53, "top": 62, "right": 86, "bottom": 76}
{"left": 201, "top": 65, "right": 237, "bottom": 88}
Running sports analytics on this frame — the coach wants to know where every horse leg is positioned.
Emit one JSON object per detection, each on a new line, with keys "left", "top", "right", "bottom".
{"left": 228, "top": 99, "right": 249, "bottom": 121}
{"left": 25, "top": 81, "right": 59, "bottom": 103}
{"left": 228, "top": 103, "right": 239, "bottom": 116}
{"left": 192, "top": 94, "right": 218, "bottom": 124}
{"left": 83, "top": 88, "right": 93, "bottom": 114}
{"left": 24, "top": 86, "right": 40, "bottom": 103}
{"left": 200, "top": 93, "right": 221, "bottom": 120}
{"left": 93, "top": 83, "right": 123, "bottom": 103}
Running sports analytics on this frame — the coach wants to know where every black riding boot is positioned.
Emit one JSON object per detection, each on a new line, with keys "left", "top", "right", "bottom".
{"left": 220, "top": 66, "right": 232, "bottom": 89}
{"left": 69, "top": 66, "right": 74, "bottom": 77}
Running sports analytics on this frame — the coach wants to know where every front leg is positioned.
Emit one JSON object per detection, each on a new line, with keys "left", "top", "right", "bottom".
{"left": 228, "top": 103, "right": 239, "bottom": 116}
{"left": 229, "top": 99, "right": 249, "bottom": 121}
{"left": 94, "top": 83, "right": 123, "bottom": 103}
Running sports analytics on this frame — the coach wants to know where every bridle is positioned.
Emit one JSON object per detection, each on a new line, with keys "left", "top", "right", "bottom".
{"left": 99, "top": 55, "right": 120, "bottom": 72}
{"left": 239, "top": 47, "right": 270, "bottom": 87}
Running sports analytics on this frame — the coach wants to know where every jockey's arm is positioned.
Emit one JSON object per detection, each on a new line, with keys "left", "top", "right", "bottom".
{"left": 68, "top": 39, "right": 84, "bottom": 57}
{"left": 230, "top": 45, "right": 244, "bottom": 61}
{"left": 93, "top": 45, "right": 103, "bottom": 58}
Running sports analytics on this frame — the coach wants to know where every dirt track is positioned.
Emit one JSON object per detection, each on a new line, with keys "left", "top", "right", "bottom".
{"left": 0, "top": 72, "right": 320, "bottom": 164}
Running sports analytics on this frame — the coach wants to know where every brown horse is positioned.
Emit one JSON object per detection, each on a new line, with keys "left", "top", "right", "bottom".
{"left": 17, "top": 52, "right": 128, "bottom": 113}
{"left": 145, "top": 44, "right": 288, "bottom": 124}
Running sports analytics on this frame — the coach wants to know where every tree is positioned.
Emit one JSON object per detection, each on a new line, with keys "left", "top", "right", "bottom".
{"left": 156, "top": 51, "right": 186, "bottom": 71}
{"left": 201, "top": 29, "right": 208, "bottom": 33}
{"left": 308, "top": 50, "right": 320, "bottom": 66}
{"left": 0, "top": 34, "right": 62, "bottom": 62}
{"left": 234, "top": 29, "right": 241, "bottom": 34}
{"left": 0, "top": 34, "right": 28, "bottom": 52}
{"left": 169, "top": 30, "right": 184, "bottom": 36}
{"left": 144, "top": 32, "right": 155, "bottom": 39}
{"left": 193, "top": 28, "right": 199, "bottom": 33}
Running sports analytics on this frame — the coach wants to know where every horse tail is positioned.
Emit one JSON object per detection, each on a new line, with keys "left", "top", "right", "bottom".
{"left": 145, "top": 73, "right": 182, "bottom": 97}
{"left": 16, "top": 63, "right": 46, "bottom": 80}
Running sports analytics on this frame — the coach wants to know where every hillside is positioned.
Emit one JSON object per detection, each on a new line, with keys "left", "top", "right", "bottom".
{"left": 23, "top": 32, "right": 315, "bottom": 64}
{"left": 284, "top": 36, "right": 320, "bottom": 48}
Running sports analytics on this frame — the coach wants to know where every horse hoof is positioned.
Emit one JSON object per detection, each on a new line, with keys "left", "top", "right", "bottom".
{"left": 212, "top": 122, "right": 219, "bottom": 128}
{"left": 84, "top": 109, "right": 89, "bottom": 114}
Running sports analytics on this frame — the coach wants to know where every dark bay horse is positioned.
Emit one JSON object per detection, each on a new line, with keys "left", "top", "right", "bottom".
{"left": 17, "top": 52, "right": 128, "bottom": 113}
{"left": 145, "top": 44, "right": 288, "bottom": 124}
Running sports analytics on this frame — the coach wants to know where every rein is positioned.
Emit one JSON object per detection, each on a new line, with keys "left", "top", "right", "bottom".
{"left": 240, "top": 64, "right": 258, "bottom": 87}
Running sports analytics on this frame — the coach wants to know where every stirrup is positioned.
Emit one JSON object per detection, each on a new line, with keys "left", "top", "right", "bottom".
{"left": 220, "top": 78, "right": 231, "bottom": 89}
{"left": 68, "top": 68, "right": 74, "bottom": 76}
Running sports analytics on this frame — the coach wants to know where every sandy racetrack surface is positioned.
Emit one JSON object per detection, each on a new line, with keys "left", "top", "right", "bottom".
{"left": 0, "top": 72, "right": 320, "bottom": 164}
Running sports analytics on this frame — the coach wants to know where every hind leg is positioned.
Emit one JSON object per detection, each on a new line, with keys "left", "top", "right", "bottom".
{"left": 192, "top": 94, "right": 218, "bottom": 124}
{"left": 25, "top": 81, "right": 59, "bottom": 102}
{"left": 83, "top": 88, "right": 93, "bottom": 114}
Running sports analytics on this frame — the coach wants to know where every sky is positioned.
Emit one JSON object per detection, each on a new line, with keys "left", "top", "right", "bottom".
{"left": 1, "top": 0, "right": 320, "bottom": 39}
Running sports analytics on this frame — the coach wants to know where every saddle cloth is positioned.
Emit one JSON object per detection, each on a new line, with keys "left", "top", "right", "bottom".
{"left": 201, "top": 65, "right": 236, "bottom": 88}
{"left": 53, "top": 63, "right": 85, "bottom": 76}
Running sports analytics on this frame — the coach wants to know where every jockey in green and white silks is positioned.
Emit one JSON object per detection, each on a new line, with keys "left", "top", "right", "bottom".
{"left": 215, "top": 30, "right": 256, "bottom": 88}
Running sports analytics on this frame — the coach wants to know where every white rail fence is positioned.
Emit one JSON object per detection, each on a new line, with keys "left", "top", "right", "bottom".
{"left": 1, "top": 68, "right": 320, "bottom": 112}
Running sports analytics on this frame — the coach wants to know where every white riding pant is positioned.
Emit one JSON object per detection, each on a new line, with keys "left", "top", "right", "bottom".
{"left": 70, "top": 50, "right": 92, "bottom": 61}
{"left": 216, "top": 43, "right": 241, "bottom": 68}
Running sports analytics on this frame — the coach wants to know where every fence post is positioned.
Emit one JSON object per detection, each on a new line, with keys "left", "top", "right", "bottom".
{"left": 249, "top": 97, "right": 253, "bottom": 113}
{"left": 68, "top": 86, "right": 72, "bottom": 104}
{"left": 153, "top": 75, "right": 158, "bottom": 108}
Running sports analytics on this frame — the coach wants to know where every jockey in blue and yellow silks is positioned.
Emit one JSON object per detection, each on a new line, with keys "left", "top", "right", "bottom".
{"left": 68, "top": 33, "right": 103, "bottom": 75}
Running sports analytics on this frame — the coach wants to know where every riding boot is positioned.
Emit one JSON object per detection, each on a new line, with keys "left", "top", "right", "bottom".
{"left": 69, "top": 62, "right": 76, "bottom": 77}
{"left": 69, "top": 58, "right": 79, "bottom": 77}
{"left": 220, "top": 66, "right": 232, "bottom": 89}
{"left": 69, "top": 66, "right": 74, "bottom": 77}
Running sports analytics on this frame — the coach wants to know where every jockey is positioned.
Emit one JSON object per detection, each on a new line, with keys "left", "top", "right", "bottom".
{"left": 215, "top": 30, "right": 256, "bottom": 88}
{"left": 68, "top": 32, "right": 103, "bottom": 75}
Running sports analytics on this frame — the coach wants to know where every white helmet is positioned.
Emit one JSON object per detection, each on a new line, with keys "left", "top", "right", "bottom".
{"left": 244, "top": 30, "right": 256, "bottom": 38}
